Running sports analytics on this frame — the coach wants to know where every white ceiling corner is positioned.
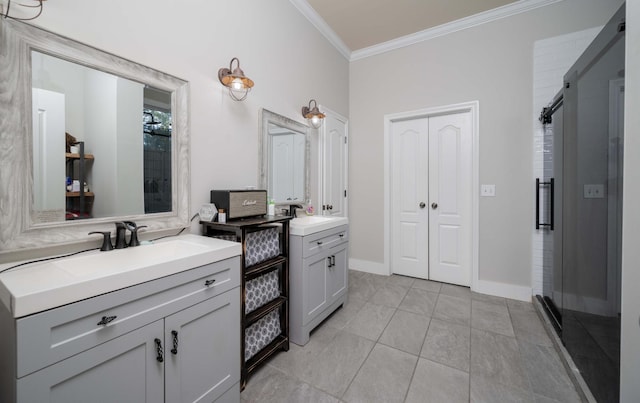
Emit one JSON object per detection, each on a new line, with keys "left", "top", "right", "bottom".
{"left": 291, "top": 0, "right": 565, "bottom": 62}
{"left": 350, "top": 0, "right": 564, "bottom": 60}
{"left": 288, "top": 0, "right": 352, "bottom": 59}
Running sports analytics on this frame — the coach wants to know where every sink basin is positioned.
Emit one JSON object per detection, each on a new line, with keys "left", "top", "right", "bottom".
{"left": 290, "top": 215, "right": 348, "bottom": 236}
{"left": 55, "top": 240, "right": 210, "bottom": 278}
{"left": 0, "top": 234, "right": 241, "bottom": 317}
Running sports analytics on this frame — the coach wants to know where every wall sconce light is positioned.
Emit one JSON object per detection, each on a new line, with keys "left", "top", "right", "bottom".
{"left": 301, "top": 99, "right": 325, "bottom": 129}
{"left": 218, "top": 57, "right": 254, "bottom": 101}
{"left": 1, "top": 0, "right": 46, "bottom": 20}
{"left": 0, "top": 0, "right": 46, "bottom": 21}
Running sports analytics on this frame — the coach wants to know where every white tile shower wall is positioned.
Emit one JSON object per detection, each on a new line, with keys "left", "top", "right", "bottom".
{"left": 531, "top": 27, "right": 601, "bottom": 295}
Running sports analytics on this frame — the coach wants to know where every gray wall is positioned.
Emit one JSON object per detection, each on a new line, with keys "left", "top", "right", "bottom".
{"left": 348, "top": 0, "right": 623, "bottom": 290}
{"left": 29, "top": 0, "right": 349, "bottom": 231}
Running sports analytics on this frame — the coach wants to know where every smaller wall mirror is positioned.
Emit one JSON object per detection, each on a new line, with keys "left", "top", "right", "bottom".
{"left": 259, "top": 109, "right": 309, "bottom": 205}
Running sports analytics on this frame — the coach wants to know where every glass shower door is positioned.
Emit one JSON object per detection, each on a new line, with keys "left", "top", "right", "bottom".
{"left": 561, "top": 7, "right": 624, "bottom": 401}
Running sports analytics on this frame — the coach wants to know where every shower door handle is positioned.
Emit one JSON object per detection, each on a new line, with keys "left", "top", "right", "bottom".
{"left": 535, "top": 178, "right": 554, "bottom": 230}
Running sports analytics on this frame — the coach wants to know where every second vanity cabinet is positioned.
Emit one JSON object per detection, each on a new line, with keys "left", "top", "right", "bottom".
{"left": 2, "top": 256, "right": 241, "bottom": 403}
{"left": 290, "top": 224, "right": 348, "bottom": 345}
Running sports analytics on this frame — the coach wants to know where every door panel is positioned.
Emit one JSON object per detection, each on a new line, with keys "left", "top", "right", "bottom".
{"left": 32, "top": 88, "right": 65, "bottom": 215}
{"left": 392, "top": 118, "right": 429, "bottom": 278}
{"left": 303, "top": 253, "right": 329, "bottom": 323}
{"left": 17, "top": 320, "right": 164, "bottom": 403}
{"left": 429, "top": 113, "right": 472, "bottom": 286}
{"left": 164, "top": 290, "right": 240, "bottom": 403}
{"left": 322, "top": 112, "right": 348, "bottom": 216}
{"left": 328, "top": 247, "right": 348, "bottom": 300}
{"left": 439, "top": 225, "right": 460, "bottom": 265}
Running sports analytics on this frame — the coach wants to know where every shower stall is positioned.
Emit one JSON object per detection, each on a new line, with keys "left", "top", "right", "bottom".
{"left": 537, "top": 5, "right": 625, "bottom": 402}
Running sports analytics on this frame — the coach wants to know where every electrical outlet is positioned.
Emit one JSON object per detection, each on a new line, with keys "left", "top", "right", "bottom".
{"left": 481, "top": 184, "right": 496, "bottom": 197}
{"left": 583, "top": 184, "right": 605, "bottom": 199}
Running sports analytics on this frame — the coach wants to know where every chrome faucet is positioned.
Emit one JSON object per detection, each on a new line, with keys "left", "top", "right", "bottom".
{"left": 289, "top": 204, "right": 303, "bottom": 218}
{"left": 114, "top": 222, "right": 128, "bottom": 249}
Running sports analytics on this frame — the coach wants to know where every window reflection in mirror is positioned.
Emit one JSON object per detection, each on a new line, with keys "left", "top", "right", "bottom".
{"left": 31, "top": 51, "right": 172, "bottom": 222}
{"left": 143, "top": 92, "right": 172, "bottom": 213}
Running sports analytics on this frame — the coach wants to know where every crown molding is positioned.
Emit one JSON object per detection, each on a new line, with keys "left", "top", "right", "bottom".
{"left": 350, "top": 0, "right": 564, "bottom": 61}
{"left": 291, "top": 0, "right": 564, "bottom": 62}
{"left": 289, "top": 0, "right": 352, "bottom": 60}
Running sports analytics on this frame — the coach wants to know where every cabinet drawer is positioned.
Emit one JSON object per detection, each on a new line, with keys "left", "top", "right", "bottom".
{"left": 302, "top": 225, "right": 348, "bottom": 259}
{"left": 16, "top": 256, "right": 240, "bottom": 378}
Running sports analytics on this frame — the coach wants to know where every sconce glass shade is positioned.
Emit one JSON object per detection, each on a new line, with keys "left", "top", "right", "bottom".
{"left": 218, "top": 57, "right": 254, "bottom": 101}
{"left": 301, "top": 99, "right": 325, "bottom": 129}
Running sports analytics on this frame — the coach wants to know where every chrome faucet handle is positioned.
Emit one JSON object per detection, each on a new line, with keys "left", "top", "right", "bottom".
{"left": 89, "top": 231, "right": 113, "bottom": 251}
{"left": 128, "top": 225, "right": 147, "bottom": 247}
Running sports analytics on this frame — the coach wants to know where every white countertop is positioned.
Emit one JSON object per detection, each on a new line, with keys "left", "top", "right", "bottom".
{"left": 289, "top": 215, "right": 349, "bottom": 236}
{"left": 0, "top": 234, "right": 241, "bottom": 318}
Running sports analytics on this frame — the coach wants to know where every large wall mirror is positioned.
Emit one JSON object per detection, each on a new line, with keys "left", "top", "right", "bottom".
{"left": 0, "top": 19, "right": 190, "bottom": 252}
{"left": 259, "top": 109, "right": 310, "bottom": 205}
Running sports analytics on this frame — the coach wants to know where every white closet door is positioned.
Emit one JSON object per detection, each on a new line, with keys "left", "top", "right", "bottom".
{"left": 390, "top": 111, "right": 472, "bottom": 286}
{"left": 391, "top": 118, "right": 429, "bottom": 278}
{"left": 428, "top": 112, "right": 472, "bottom": 286}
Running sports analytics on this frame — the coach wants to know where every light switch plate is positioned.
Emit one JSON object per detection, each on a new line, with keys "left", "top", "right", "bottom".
{"left": 583, "top": 184, "right": 605, "bottom": 199}
{"left": 481, "top": 184, "right": 496, "bottom": 197}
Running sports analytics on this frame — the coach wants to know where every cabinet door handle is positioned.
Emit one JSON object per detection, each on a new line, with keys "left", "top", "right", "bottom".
{"left": 317, "top": 241, "right": 323, "bottom": 245}
{"left": 97, "top": 315, "right": 117, "bottom": 326}
{"left": 171, "top": 330, "right": 179, "bottom": 355}
{"left": 339, "top": 234, "right": 344, "bottom": 238}
{"left": 332, "top": 256, "right": 336, "bottom": 267}
{"left": 154, "top": 338, "right": 164, "bottom": 362}
{"left": 204, "top": 279, "right": 216, "bottom": 286}
{"left": 327, "top": 256, "right": 332, "bottom": 267}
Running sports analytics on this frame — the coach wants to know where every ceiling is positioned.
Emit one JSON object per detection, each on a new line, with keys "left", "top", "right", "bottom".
{"left": 305, "top": 0, "right": 518, "bottom": 51}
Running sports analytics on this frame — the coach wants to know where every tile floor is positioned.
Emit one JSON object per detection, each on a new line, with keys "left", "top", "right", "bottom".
{"left": 241, "top": 270, "right": 581, "bottom": 403}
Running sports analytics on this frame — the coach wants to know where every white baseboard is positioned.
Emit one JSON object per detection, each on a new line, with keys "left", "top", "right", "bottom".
{"left": 473, "top": 279, "right": 532, "bottom": 302}
{"left": 348, "top": 258, "right": 390, "bottom": 276}
{"left": 348, "top": 259, "right": 534, "bottom": 303}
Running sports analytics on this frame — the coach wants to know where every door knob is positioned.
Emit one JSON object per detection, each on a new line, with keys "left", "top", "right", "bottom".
{"left": 431, "top": 202, "right": 438, "bottom": 209}
{"left": 419, "top": 202, "right": 426, "bottom": 209}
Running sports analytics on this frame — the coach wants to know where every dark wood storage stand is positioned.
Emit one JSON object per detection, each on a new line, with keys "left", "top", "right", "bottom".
{"left": 201, "top": 216, "right": 292, "bottom": 389}
{"left": 65, "top": 141, "right": 94, "bottom": 219}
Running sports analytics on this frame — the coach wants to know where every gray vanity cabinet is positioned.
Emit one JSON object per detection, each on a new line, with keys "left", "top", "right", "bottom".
{"left": 290, "top": 225, "right": 348, "bottom": 345}
{"left": 2, "top": 257, "right": 241, "bottom": 403}
{"left": 17, "top": 320, "right": 165, "bottom": 403}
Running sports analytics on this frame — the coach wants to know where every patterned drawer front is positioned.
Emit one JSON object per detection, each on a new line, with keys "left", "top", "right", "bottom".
{"left": 245, "top": 310, "right": 280, "bottom": 361}
{"left": 245, "top": 270, "right": 280, "bottom": 313}
{"left": 245, "top": 228, "right": 279, "bottom": 266}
